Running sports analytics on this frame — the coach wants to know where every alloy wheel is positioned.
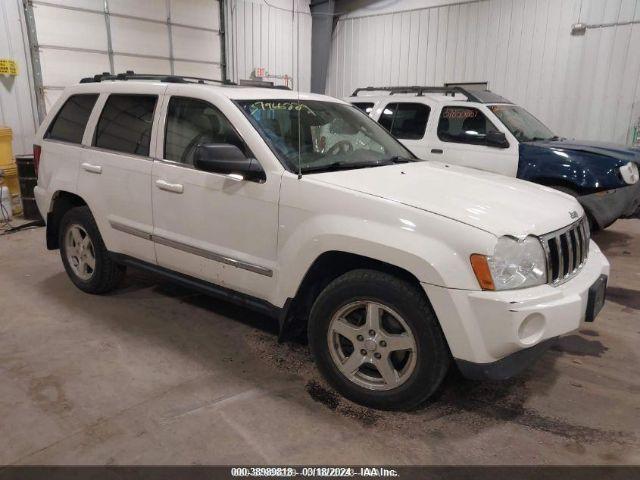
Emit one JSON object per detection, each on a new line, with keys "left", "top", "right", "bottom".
{"left": 65, "top": 224, "right": 96, "bottom": 281}
{"left": 327, "top": 300, "right": 417, "bottom": 391}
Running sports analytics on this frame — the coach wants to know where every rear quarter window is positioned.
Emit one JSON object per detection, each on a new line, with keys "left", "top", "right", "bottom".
{"left": 45, "top": 94, "right": 99, "bottom": 144}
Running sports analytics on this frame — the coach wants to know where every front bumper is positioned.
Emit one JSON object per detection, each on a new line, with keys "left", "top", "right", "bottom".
{"left": 456, "top": 337, "right": 558, "bottom": 380}
{"left": 579, "top": 182, "right": 640, "bottom": 228}
{"left": 423, "top": 241, "right": 610, "bottom": 377}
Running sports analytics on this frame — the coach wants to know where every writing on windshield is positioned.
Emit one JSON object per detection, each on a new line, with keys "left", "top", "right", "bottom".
{"left": 237, "top": 99, "right": 413, "bottom": 174}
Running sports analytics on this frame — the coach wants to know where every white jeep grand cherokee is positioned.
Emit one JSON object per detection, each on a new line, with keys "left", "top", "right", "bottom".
{"left": 34, "top": 72, "right": 609, "bottom": 410}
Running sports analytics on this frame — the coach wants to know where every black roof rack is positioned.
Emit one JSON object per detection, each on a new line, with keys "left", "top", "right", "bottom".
{"left": 79, "top": 71, "right": 292, "bottom": 90}
{"left": 350, "top": 85, "right": 511, "bottom": 104}
{"left": 80, "top": 70, "right": 234, "bottom": 85}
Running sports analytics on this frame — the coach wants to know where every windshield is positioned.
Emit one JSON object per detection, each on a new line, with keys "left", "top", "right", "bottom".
{"left": 236, "top": 99, "right": 415, "bottom": 174}
{"left": 488, "top": 105, "right": 556, "bottom": 142}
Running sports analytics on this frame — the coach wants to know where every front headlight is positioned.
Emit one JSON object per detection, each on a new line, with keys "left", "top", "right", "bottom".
{"left": 619, "top": 161, "right": 639, "bottom": 185}
{"left": 471, "top": 236, "right": 547, "bottom": 290}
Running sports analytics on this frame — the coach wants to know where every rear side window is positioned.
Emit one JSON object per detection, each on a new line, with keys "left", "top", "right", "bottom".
{"left": 378, "top": 103, "right": 430, "bottom": 140}
{"left": 437, "top": 106, "right": 499, "bottom": 145}
{"left": 94, "top": 94, "right": 157, "bottom": 156}
{"left": 45, "top": 94, "right": 99, "bottom": 144}
{"left": 352, "top": 102, "right": 374, "bottom": 114}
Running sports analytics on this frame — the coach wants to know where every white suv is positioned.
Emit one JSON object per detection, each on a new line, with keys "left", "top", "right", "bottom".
{"left": 34, "top": 72, "right": 609, "bottom": 410}
{"left": 346, "top": 86, "right": 640, "bottom": 230}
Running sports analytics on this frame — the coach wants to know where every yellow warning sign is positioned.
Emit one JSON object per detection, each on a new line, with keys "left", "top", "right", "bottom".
{"left": 0, "top": 59, "right": 18, "bottom": 76}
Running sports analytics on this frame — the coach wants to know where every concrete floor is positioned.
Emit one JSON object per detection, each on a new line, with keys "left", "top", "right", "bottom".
{"left": 0, "top": 220, "right": 639, "bottom": 465}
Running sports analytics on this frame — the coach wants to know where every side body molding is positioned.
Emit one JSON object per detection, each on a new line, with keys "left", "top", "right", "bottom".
{"left": 109, "top": 220, "right": 273, "bottom": 277}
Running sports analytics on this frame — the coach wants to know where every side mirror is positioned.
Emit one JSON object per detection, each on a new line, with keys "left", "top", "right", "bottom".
{"left": 193, "top": 144, "right": 266, "bottom": 183}
{"left": 486, "top": 131, "right": 509, "bottom": 149}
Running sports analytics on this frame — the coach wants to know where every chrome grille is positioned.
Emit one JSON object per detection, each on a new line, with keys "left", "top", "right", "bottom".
{"left": 540, "top": 217, "right": 590, "bottom": 285}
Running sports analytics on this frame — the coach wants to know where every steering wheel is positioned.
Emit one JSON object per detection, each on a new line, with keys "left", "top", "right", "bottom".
{"left": 327, "top": 140, "right": 354, "bottom": 156}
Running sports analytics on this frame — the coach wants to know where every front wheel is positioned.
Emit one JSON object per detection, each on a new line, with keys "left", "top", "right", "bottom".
{"left": 308, "top": 269, "right": 450, "bottom": 410}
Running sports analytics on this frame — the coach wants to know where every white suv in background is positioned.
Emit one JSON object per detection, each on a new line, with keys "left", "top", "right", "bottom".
{"left": 34, "top": 72, "right": 609, "bottom": 410}
{"left": 346, "top": 85, "right": 640, "bottom": 230}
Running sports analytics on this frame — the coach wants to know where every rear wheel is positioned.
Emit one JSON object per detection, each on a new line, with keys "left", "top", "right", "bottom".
{"left": 59, "top": 206, "right": 125, "bottom": 294}
{"left": 308, "top": 269, "right": 450, "bottom": 410}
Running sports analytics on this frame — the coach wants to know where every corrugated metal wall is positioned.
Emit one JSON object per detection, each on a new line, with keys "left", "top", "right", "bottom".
{"left": 327, "top": 0, "right": 640, "bottom": 145}
{"left": 0, "top": 0, "right": 39, "bottom": 156}
{"left": 226, "top": 0, "right": 312, "bottom": 92}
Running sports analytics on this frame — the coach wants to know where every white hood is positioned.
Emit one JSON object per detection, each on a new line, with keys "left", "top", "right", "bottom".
{"left": 312, "top": 161, "right": 583, "bottom": 237}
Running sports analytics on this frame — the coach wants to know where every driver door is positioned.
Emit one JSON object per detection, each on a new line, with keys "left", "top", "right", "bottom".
{"left": 428, "top": 105, "right": 519, "bottom": 176}
{"left": 151, "top": 89, "right": 280, "bottom": 301}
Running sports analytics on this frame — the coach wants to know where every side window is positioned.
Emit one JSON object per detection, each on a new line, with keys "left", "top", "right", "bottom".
{"left": 437, "top": 106, "right": 499, "bottom": 145}
{"left": 378, "top": 104, "right": 396, "bottom": 132}
{"left": 164, "top": 97, "right": 247, "bottom": 166}
{"left": 45, "top": 94, "right": 99, "bottom": 144}
{"left": 351, "top": 102, "right": 374, "bottom": 114}
{"left": 377, "top": 103, "right": 429, "bottom": 140}
{"left": 94, "top": 94, "right": 157, "bottom": 156}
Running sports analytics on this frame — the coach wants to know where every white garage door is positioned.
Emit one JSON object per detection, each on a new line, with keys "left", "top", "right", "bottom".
{"left": 25, "top": 0, "right": 223, "bottom": 113}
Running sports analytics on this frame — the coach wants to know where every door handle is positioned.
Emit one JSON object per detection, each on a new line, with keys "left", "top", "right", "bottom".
{"left": 431, "top": 149, "right": 444, "bottom": 154}
{"left": 155, "top": 179, "right": 184, "bottom": 194}
{"left": 81, "top": 162, "right": 102, "bottom": 174}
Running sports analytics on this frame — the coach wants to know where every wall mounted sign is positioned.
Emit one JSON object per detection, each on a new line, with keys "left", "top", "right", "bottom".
{"left": 0, "top": 59, "right": 18, "bottom": 76}
{"left": 252, "top": 67, "right": 291, "bottom": 88}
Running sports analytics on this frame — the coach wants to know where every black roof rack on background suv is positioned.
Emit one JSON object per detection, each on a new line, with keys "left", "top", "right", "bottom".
{"left": 79, "top": 71, "right": 291, "bottom": 90}
{"left": 350, "top": 85, "right": 511, "bottom": 104}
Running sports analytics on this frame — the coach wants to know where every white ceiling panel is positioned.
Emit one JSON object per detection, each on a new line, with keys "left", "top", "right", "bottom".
{"left": 172, "top": 26, "right": 220, "bottom": 62}
{"left": 114, "top": 55, "right": 172, "bottom": 75}
{"left": 40, "top": 49, "right": 110, "bottom": 87}
{"left": 173, "top": 61, "right": 221, "bottom": 80}
{"left": 170, "top": 0, "right": 220, "bottom": 30}
{"left": 110, "top": 17, "right": 170, "bottom": 57}
{"left": 108, "top": 0, "right": 167, "bottom": 22}
{"left": 34, "top": 4, "right": 107, "bottom": 51}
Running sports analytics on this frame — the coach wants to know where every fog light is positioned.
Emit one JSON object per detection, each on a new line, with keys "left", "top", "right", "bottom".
{"left": 518, "top": 313, "right": 545, "bottom": 345}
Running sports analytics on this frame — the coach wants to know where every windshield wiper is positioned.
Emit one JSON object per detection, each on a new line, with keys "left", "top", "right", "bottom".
{"left": 529, "top": 136, "right": 560, "bottom": 142}
{"left": 383, "top": 155, "right": 414, "bottom": 163}
{"left": 302, "top": 159, "right": 395, "bottom": 174}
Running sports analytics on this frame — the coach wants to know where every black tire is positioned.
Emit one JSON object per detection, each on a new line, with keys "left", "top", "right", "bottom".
{"left": 59, "top": 206, "right": 125, "bottom": 294}
{"left": 308, "top": 269, "right": 450, "bottom": 410}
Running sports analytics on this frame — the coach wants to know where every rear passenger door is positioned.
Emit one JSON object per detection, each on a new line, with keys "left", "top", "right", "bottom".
{"left": 77, "top": 89, "right": 162, "bottom": 264}
{"left": 376, "top": 102, "right": 431, "bottom": 158}
{"left": 40, "top": 93, "right": 100, "bottom": 201}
